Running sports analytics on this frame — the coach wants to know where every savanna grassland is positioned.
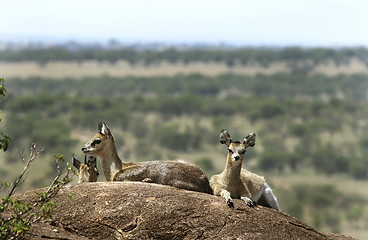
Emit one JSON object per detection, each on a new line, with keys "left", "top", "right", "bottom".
{"left": 1, "top": 46, "right": 368, "bottom": 238}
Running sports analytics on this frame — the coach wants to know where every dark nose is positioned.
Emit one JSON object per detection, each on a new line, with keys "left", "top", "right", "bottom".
{"left": 234, "top": 155, "right": 240, "bottom": 161}
{"left": 82, "top": 147, "right": 86, "bottom": 152}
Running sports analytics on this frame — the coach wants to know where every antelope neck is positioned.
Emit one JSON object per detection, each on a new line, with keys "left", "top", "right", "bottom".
{"left": 100, "top": 141, "right": 123, "bottom": 179}
{"left": 222, "top": 155, "right": 242, "bottom": 179}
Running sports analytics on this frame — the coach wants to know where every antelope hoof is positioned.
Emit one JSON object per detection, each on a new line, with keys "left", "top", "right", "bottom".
{"left": 227, "top": 199, "right": 234, "bottom": 208}
{"left": 242, "top": 197, "right": 254, "bottom": 208}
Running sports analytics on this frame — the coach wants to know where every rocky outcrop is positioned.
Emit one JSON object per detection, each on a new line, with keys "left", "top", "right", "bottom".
{"left": 19, "top": 182, "right": 355, "bottom": 240}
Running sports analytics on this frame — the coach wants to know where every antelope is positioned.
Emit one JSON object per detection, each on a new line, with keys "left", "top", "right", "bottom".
{"left": 210, "top": 130, "right": 279, "bottom": 210}
{"left": 72, "top": 154, "right": 99, "bottom": 183}
{"left": 81, "top": 122, "right": 213, "bottom": 194}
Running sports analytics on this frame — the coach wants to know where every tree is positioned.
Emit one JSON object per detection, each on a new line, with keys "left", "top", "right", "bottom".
{"left": 0, "top": 78, "right": 11, "bottom": 151}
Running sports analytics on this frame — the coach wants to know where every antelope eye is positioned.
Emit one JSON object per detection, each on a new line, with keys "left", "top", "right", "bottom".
{"left": 239, "top": 150, "right": 246, "bottom": 155}
{"left": 228, "top": 149, "right": 233, "bottom": 154}
{"left": 91, "top": 139, "right": 101, "bottom": 147}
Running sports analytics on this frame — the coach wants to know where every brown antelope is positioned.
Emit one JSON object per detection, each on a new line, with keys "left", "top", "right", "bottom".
{"left": 210, "top": 130, "right": 279, "bottom": 210}
{"left": 81, "top": 122, "right": 213, "bottom": 194}
{"left": 72, "top": 154, "right": 99, "bottom": 183}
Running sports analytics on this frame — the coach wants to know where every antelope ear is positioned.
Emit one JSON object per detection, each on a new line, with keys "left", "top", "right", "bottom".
{"left": 72, "top": 154, "right": 81, "bottom": 170}
{"left": 220, "top": 130, "right": 232, "bottom": 147}
{"left": 243, "top": 132, "right": 256, "bottom": 148}
{"left": 98, "top": 122, "right": 103, "bottom": 133}
{"left": 101, "top": 123, "right": 114, "bottom": 139}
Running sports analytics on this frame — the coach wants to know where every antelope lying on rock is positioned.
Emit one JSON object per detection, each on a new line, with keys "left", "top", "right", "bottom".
{"left": 72, "top": 154, "right": 99, "bottom": 183}
{"left": 210, "top": 130, "right": 279, "bottom": 210}
{"left": 81, "top": 122, "right": 213, "bottom": 194}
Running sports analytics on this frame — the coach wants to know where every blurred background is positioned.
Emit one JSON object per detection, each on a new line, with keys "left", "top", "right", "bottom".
{"left": 1, "top": 0, "right": 368, "bottom": 238}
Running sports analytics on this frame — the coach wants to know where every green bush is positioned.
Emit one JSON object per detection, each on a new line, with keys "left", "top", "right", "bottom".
{"left": 346, "top": 204, "right": 364, "bottom": 221}
{"left": 259, "top": 103, "right": 285, "bottom": 119}
{"left": 349, "top": 158, "right": 368, "bottom": 180}
{"left": 289, "top": 123, "right": 308, "bottom": 137}
{"left": 195, "top": 157, "right": 216, "bottom": 175}
{"left": 281, "top": 183, "right": 366, "bottom": 233}
{"left": 285, "top": 201, "right": 304, "bottom": 219}
{"left": 311, "top": 147, "right": 349, "bottom": 175}
{"left": 258, "top": 151, "right": 288, "bottom": 172}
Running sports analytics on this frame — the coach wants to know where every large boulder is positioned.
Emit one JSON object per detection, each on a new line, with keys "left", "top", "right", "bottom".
{"left": 19, "top": 182, "right": 355, "bottom": 240}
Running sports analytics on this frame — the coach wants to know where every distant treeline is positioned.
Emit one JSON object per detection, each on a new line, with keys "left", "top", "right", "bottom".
{"left": 1, "top": 47, "right": 368, "bottom": 66}
{"left": 7, "top": 73, "right": 368, "bottom": 101}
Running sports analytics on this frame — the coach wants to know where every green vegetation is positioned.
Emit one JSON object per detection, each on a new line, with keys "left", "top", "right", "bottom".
{"left": 279, "top": 184, "right": 366, "bottom": 233}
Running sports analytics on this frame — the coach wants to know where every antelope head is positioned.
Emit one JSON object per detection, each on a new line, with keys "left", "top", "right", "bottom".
{"left": 72, "top": 154, "right": 99, "bottom": 182}
{"left": 81, "top": 122, "right": 114, "bottom": 157}
{"left": 220, "top": 130, "right": 256, "bottom": 165}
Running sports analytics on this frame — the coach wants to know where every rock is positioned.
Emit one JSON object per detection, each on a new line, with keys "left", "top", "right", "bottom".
{"left": 17, "top": 182, "right": 355, "bottom": 240}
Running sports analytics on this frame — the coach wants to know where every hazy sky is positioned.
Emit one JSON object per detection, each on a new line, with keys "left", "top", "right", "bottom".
{"left": 2, "top": 0, "right": 368, "bottom": 46}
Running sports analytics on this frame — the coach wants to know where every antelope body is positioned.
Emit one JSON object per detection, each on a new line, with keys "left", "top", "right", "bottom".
{"left": 72, "top": 154, "right": 99, "bottom": 183}
{"left": 210, "top": 130, "right": 279, "bottom": 210}
{"left": 81, "top": 122, "right": 213, "bottom": 194}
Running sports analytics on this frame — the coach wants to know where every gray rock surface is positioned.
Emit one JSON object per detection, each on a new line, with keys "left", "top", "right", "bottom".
{"left": 18, "top": 182, "right": 356, "bottom": 240}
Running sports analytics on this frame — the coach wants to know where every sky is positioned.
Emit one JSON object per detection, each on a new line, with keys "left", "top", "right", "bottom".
{"left": 1, "top": 0, "right": 368, "bottom": 47}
